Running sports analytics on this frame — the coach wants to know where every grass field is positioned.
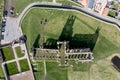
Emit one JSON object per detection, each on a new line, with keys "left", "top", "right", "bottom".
{"left": 46, "top": 62, "right": 68, "bottom": 80}
{"left": 14, "top": 0, "right": 52, "bottom": 15}
{"left": 5, "top": 62, "right": 18, "bottom": 76}
{"left": 19, "top": 59, "right": 29, "bottom": 72}
{"left": 2, "top": 46, "right": 15, "bottom": 61}
{"left": 21, "top": 8, "right": 120, "bottom": 80}
{"left": 34, "top": 62, "right": 68, "bottom": 80}
{"left": 0, "top": 65, "right": 4, "bottom": 78}
{"left": 13, "top": 0, "right": 81, "bottom": 15}
{"left": 15, "top": 46, "right": 24, "bottom": 58}
{"left": 34, "top": 62, "right": 45, "bottom": 80}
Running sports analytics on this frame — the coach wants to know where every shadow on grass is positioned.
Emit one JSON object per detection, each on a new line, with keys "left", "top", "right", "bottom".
{"left": 1, "top": 49, "right": 5, "bottom": 61}
{"left": 69, "top": 27, "right": 100, "bottom": 51}
{"left": 59, "top": 15, "right": 75, "bottom": 41}
{"left": 42, "top": 15, "right": 99, "bottom": 51}
{"left": 43, "top": 38, "right": 57, "bottom": 49}
{"left": 33, "top": 34, "right": 40, "bottom": 48}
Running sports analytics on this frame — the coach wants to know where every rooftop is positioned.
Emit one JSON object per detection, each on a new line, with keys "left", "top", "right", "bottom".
{"left": 93, "top": 0, "right": 107, "bottom": 14}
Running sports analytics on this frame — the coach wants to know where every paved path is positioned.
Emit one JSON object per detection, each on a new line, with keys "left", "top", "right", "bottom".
{"left": 43, "top": 60, "right": 47, "bottom": 80}
{"left": 12, "top": 46, "right": 22, "bottom": 72}
{"left": 43, "top": 60, "right": 47, "bottom": 75}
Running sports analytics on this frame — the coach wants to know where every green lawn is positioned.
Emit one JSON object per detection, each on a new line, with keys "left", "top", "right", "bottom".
{"left": 15, "top": 46, "right": 24, "bottom": 58}
{"left": 2, "top": 46, "right": 15, "bottom": 61}
{"left": 34, "top": 62, "right": 45, "bottom": 80}
{"left": 13, "top": 0, "right": 81, "bottom": 15}
{"left": 46, "top": 62, "right": 68, "bottom": 80}
{"left": 22, "top": 8, "right": 120, "bottom": 80}
{"left": 5, "top": 62, "right": 18, "bottom": 76}
{"left": 34, "top": 62, "right": 68, "bottom": 80}
{"left": 0, "top": 65, "right": 4, "bottom": 79}
{"left": 14, "top": 0, "right": 52, "bottom": 15}
{"left": 22, "top": 8, "right": 120, "bottom": 60}
{"left": 19, "top": 59, "right": 29, "bottom": 72}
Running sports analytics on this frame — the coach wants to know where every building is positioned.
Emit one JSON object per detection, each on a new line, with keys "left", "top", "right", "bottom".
{"left": 93, "top": 0, "right": 108, "bottom": 14}
{"left": 88, "top": 0, "right": 95, "bottom": 9}
{"left": 77, "top": 0, "right": 90, "bottom": 7}
{"left": 102, "top": 7, "right": 109, "bottom": 16}
{"left": 34, "top": 41, "right": 94, "bottom": 66}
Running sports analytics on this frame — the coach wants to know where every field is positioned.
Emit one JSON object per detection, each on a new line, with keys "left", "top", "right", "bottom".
{"left": 13, "top": 0, "right": 81, "bottom": 15}
{"left": 46, "top": 62, "right": 68, "bottom": 80}
{"left": 0, "top": 65, "right": 4, "bottom": 78}
{"left": 34, "top": 62, "right": 45, "bottom": 80}
{"left": 34, "top": 62, "right": 68, "bottom": 80}
{"left": 15, "top": 46, "right": 24, "bottom": 58}
{"left": 21, "top": 8, "right": 120, "bottom": 80}
{"left": 2, "top": 46, "right": 15, "bottom": 61}
{"left": 19, "top": 59, "right": 29, "bottom": 72}
{"left": 5, "top": 62, "right": 18, "bottom": 76}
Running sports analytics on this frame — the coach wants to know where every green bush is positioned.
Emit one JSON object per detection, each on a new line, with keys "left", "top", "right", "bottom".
{"left": 108, "top": 10, "right": 116, "bottom": 18}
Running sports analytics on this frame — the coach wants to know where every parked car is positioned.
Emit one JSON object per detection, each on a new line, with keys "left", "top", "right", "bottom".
{"left": 10, "top": 6, "right": 14, "bottom": 14}
{"left": 2, "top": 18, "right": 6, "bottom": 23}
{"left": 1, "top": 27, "right": 5, "bottom": 32}
{"left": 2, "top": 23, "right": 6, "bottom": 27}
{"left": 3, "top": 10, "right": 8, "bottom": 16}
{"left": 10, "top": 10, "right": 14, "bottom": 14}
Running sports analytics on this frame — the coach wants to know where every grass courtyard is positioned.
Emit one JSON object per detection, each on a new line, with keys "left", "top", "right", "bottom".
{"left": 19, "top": 59, "right": 30, "bottom": 72}
{"left": 21, "top": 8, "right": 120, "bottom": 80}
{"left": 0, "top": 65, "right": 4, "bottom": 79}
{"left": 2, "top": 46, "right": 15, "bottom": 61}
{"left": 15, "top": 46, "right": 24, "bottom": 58}
{"left": 5, "top": 62, "right": 18, "bottom": 76}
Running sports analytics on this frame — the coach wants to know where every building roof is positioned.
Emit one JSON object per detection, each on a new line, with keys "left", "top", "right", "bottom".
{"left": 94, "top": 0, "right": 108, "bottom": 14}
{"left": 88, "top": 0, "right": 95, "bottom": 9}
{"left": 102, "top": 7, "right": 109, "bottom": 16}
{"left": 78, "top": 0, "right": 89, "bottom": 6}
